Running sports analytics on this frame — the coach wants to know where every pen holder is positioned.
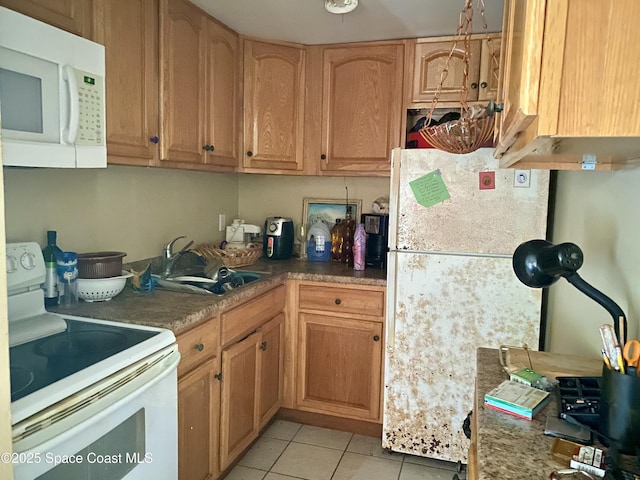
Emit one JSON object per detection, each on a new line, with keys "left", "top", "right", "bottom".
{"left": 599, "top": 365, "right": 640, "bottom": 454}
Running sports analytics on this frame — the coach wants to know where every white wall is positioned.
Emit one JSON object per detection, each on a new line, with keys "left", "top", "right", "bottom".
{"left": 3, "top": 166, "right": 239, "bottom": 260}
{"left": 237, "top": 173, "right": 390, "bottom": 237}
{"left": 547, "top": 169, "right": 640, "bottom": 356}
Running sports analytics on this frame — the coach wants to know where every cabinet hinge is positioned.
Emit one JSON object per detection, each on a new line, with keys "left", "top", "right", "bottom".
{"left": 581, "top": 154, "right": 597, "bottom": 170}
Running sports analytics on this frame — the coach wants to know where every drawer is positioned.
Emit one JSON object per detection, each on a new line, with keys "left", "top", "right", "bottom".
{"left": 298, "top": 284, "right": 385, "bottom": 318}
{"left": 221, "top": 284, "right": 286, "bottom": 346}
{"left": 176, "top": 318, "right": 219, "bottom": 377}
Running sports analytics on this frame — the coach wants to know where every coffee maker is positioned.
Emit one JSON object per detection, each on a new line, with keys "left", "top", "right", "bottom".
{"left": 361, "top": 213, "right": 389, "bottom": 269}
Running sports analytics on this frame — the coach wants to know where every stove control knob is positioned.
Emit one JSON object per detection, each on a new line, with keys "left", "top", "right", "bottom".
{"left": 20, "top": 252, "right": 37, "bottom": 270}
{"left": 6, "top": 255, "right": 18, "bottom": 274}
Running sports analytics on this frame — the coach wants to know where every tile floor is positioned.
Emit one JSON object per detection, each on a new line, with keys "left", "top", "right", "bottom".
{"left": 223, "top": 421, "right": 460, "bottom": 480}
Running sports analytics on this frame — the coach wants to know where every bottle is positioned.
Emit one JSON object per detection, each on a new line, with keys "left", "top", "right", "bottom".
{"left": 306, "top": 221, "right": 331, "bottom": 262}
{"left": 341, "top": 206, "right": 355, "bottom": 267}
{"left": 42, "top": 230, "right": 63, "bottom": 307}
{"left": 330, "top": 219, "right": 343, "bottom": 261}
{"left": 56, "top": 252, "right": 78, "bottom": 307}
{"left": 353, "top": 223, "right": 366, "bottom": 271}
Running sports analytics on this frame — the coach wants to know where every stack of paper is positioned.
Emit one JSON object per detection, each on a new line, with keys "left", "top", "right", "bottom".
{"left": 484, "top": 380, "right": 551, "bottom": 420}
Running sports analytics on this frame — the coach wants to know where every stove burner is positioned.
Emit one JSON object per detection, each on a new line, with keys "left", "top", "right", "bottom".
{"left": 10, "top": 366, "right": 35, "bottom": 397}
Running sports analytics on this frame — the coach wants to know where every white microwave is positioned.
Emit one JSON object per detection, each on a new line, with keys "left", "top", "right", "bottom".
{"left": 0, "top": 7, "right": 106, "bottom": 168}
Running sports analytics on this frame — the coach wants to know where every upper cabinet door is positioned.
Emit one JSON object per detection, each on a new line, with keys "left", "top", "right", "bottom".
{"left": 412, "top": 40, "right": 481, "bottom": 103}
{"left": 243, "top": 40, "right": 306, "bottom": 172}
{"left": 205, "top": 21, "right": 239, "bottom": 168}
{"left": 320, "top": 43, "right": 404, "bottom": 175}
{"left": 93, "top": 0, "right": 159, "bottom": 165}
{"left": 0, "top": 0, "right": 92, "bottom": 37}
{"left": 160, "top": 0, "right": 205, "bottom": 164}
{"left": 478, "top": 35, "right": 501, "bottom": 102}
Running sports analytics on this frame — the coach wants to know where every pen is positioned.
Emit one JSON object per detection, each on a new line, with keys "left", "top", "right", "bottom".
{"left": 601, "top": 349, "right": 612, "bottom": 370}
{"left": 616, "top": 351, "right": 626, "bottom": 374}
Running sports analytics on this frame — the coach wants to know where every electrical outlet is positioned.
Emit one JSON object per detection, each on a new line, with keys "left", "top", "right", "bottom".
{"left": 514, "top": 170, "right": 531, "bottom": 188}
{"left": 218, "top": 213, "right": 226, "bottom": 232}
{"left": 479, "top": 171, "right": 495, "bottom": 190}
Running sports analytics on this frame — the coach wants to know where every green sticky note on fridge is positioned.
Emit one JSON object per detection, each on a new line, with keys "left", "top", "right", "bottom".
{"left": 409, "top": 169, "right": 450, "bottom": 207}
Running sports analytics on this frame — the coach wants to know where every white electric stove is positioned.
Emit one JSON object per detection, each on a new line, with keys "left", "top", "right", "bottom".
{"left": 7, "top": 242, "right": 180, "bottom": 480}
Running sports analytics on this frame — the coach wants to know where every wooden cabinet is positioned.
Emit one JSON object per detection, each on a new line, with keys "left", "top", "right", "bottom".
{"left": 204, "top": 20, "right": 239, "bottom": 168}
{"left": 93, "top": 0, "right": 159, "bottom": 166}
{"left": 258, "top": 314, "right": 284, "bottom": 429}
{"left": 0, "top": 0, "right": 92, "bottom": 37}
{"left": 218, "top": 284, "right": 285, "bottom": 470}
{"left": 411, "top": 39, "right": 481, "bottom": 104}
{"left": 159, "top": 0, "right": 238, "bottom": 170}
{"left": 294, "top": 281, "right": 385, "bottom": 422}
{"left": 176, "top": 318, "right": 221, "bottom": 480}
{"left": 179, "top": 358, "right": 220, "bottom": 480}
{"left": 496, "top": 0, "right": 640, "bottom": 170}
{"left": 316, "top": 42, "right": 404, "bottom": 175}
{"left": 242, "top": 40, "right": 306, "bottom": 172}
{"left": 409, "top": 34, "right": 500, "bottom": 107}
{"left": 219, "top": 331, "right": 261, "bottom": 471}
{"left": 478, "top": 36, "right": 501, "bottom": 102}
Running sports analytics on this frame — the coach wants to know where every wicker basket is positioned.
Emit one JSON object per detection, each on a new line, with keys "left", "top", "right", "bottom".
{"left": 418, "top": 115, "right": 495, "bottom": 154}
{"left": 193, "top": 243, "right": 262, "bottom": 268}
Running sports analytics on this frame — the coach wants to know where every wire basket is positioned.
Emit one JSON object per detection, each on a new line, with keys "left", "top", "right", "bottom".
{"left": 193, "top": 243, "right": 262, "bottom": 268}
{"left": 419, "top": 115, "right": 495, "bottom": 154}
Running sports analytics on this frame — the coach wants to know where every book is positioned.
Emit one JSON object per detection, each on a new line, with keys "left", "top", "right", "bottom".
{"left": 484, "top": 380, "right": 551, "bottom": 420}
{"left": 509, "top": 368, "right": 546, "bottom": 388}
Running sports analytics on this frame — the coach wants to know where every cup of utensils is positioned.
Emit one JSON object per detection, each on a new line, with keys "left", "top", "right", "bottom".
{"left": 599, "top": 330, "right": 640, "bottom": 455}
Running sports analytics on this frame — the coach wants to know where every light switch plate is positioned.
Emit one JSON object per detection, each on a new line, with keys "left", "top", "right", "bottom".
{"left": 218, "top": 213, "right": 226, "bottom": 232}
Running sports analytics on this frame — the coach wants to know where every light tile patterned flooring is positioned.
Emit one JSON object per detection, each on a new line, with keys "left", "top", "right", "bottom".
{"left": 223, "top": 421, "right": 459, "bottom": 480}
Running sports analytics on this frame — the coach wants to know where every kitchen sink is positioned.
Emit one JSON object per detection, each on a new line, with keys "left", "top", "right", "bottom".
{"left": 154, "top": 271, "right": 264, "bottom": 296}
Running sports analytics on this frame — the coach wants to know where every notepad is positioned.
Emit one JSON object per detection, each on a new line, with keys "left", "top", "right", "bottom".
{"left": 484, "top": 380, "right": 551, "bottom": 420}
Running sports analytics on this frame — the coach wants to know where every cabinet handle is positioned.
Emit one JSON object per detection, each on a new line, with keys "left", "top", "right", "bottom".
{"left": 194, "top": 343, "right": 204, "bottom": 351}
{"left": 480, "top": 81, "right": 488, "bottom": 88}
{"left": 203, "top": 145, "right": 215, "bottom": 151}
{"left": 335, "top": 298, "right": 341, "bottom": 305}
{"left": 260, "top": 341, "right": 267, "bottom": 351}
{"left": 214, "top": 372, "right": 222, "bottom": 381}
{"left": 373, "top": 335, "right": 380, "bottom": 342}
{"left": 247, "top": 150, "right": 253, "bottom": 157}
{"left": 470, "top": 82, "right": 478, "bottom": 89}
{"left": 149, "top": 136, "right": 159, "bottom": 144}
{"left": 321, "top": 154, "right": 326, "bottom": 160}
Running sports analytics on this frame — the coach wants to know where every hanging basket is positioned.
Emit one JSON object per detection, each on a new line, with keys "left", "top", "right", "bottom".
{"left": 419, "top": 0, "right": 498, "bottom": 155}
{"left": 418, "top": 115, "right": 495, "bottom": 154}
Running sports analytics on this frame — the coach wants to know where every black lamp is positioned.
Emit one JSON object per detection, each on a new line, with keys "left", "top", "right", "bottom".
{"left": 513, "top": 239, "right": 627, "bottom": 345}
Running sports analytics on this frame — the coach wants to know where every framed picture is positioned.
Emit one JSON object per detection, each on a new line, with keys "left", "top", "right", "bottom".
{"left": 301, "top": 198, "right": 362, "bottom": 257}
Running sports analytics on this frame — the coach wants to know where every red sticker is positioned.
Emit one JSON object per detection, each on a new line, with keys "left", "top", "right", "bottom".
{"left": 479, "top": 171, "right": 495, "bottom": 190}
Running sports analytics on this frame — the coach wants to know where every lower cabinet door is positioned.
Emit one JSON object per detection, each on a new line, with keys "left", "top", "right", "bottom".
{"left": 258, "top": 313, "right": 284, "bottom": 429}
{"left": 178, "top": 357, "right": 220, "bottom": 480}
{"left": 296, "top": 313, "right": 383, "bottom": 421}
{"left": 219, "top": 331, "right": 261, "bottom": 471}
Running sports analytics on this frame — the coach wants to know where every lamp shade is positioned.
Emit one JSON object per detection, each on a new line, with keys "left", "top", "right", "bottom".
{"left": 512, "top": 239, "right": 584, "bottom": 288}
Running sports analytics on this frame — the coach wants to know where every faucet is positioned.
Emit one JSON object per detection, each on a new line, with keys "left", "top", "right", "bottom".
{"left": 162, "top": 236, "right": 190, "bottom": 277}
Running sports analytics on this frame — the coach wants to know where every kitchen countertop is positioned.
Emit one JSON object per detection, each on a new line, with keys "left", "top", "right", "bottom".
{"left": 474, "top": 347, "right": 565, "bottom": 479}
{"left": 472, "top": 348, "right": 640, "bottom": 479}
{"left": 50, "top": 258, "right": 386, "bottom": 334}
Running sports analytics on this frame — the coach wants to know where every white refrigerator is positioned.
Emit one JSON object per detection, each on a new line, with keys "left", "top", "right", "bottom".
{"left": 382, "top": 148, "right": 550, "bottom": 463}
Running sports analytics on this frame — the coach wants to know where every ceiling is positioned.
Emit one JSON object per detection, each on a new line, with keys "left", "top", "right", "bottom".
{"left": 188, "top": 0, "right": 504, "bottom": 45}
